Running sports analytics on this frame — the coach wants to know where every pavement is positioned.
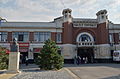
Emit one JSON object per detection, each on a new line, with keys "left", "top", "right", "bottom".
{"left": 66, "top": 63, "right": 120, "bottom": 79}
{"left": 0, "top": 63, "right": 120, "bottom": 79}
{"left": 0, "top": 70, "right": 17, "bottom": 79}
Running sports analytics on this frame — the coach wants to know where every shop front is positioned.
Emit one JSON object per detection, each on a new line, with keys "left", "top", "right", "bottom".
{"left": 19, "top": 43, "right": 29, "bottom": 64}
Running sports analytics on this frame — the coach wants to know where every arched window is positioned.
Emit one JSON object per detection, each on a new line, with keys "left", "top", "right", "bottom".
{"left": 79, "top": 34, "right": 91, "bottom": 42}
{"left": 76, "top": 32, "right": 94, "bottom": 42}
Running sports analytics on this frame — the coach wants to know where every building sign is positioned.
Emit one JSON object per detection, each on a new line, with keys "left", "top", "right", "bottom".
{"left": 33, "top": 48, "right": 42, "bottom": 53}
{"left": 19, "top": 48, "right": 28, "bottom": 52}
{"left": 18, "top": 43, "right": 29, "bottom": 52}
{"left": 19, "top": 43, "right": 29, "bottom": 47}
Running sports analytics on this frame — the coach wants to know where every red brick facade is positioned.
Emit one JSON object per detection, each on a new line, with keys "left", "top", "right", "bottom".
{"left": 51, "top": 32, "right": 56, "bottom": 42}
{"left": 96, "top": 23, "right": 109, "bottom": 44}
{"left": 62, "top": 22, "right": 73, "bottom": 44}
{"left": 7, "top": 32, "right": 12, "bottom": 42}
{"left": 113, "top": 33, "right": 119, "bottom": 44}
{"left": 62, "top": 22, "right": 109, "bottom": 45}
{"left": 29, "top": 32, "right": 34, "bottom": 42}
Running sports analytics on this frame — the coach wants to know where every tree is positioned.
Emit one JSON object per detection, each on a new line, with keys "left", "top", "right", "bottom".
{"left": 0, "top": 46, "right": 9, "bottom": 69}
{"left": 36, "top": 39, "right": 64, "bottom": 70}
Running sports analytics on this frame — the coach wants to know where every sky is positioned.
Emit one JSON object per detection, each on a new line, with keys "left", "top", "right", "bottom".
{"left": 0, "top": 0, "right": 120, "bottom": 23}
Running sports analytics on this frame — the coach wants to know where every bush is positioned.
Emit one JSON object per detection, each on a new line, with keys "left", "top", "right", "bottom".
{"left": 0, "top": 47, "right": 9, "bottom": 70}
{"left": 36, "top": 39, "right": 64, "bottom": 70}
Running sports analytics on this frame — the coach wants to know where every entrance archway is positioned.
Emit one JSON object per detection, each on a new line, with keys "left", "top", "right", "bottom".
{"left": 77, "top": 47, "right": 94, "bottom": 63}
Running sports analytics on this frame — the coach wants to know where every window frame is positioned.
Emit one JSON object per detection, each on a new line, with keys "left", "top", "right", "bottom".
{"left": 56, "top": 33, "right": 62, "bottom": 43}
{"left": 0, "top": 32, "right": 8, "bottom": 42}
{"left": 34, "top": 32, "right": 51, "bottom": 42}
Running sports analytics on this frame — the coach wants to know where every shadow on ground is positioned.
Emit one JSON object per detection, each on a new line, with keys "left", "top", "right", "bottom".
{"left": 102, "top": 74, "right": 120, "bottom": 79}
{"left": 64, "top": 63, "right": 120, "bottom": 69}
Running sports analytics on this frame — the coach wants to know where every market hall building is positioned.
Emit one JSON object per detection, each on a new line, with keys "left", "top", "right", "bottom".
{"left": 0, "top": 8, "right": 120, "bottom": 63}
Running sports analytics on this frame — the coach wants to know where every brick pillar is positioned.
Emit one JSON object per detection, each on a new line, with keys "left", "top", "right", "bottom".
{"left": 96, "top": 23, "right": 109, "bottom": 44}
{"left": 8, "top": 32, "right": 12, "bottom": 42}
{"left": 29, "top": 32, "right": 34, "bottom": 42}
{"left": 62, "top": 22, "right": 73, "bottom": 44}
{"left": 113, "top": 33, "right": 119, "bottom": 44}
{"left": 51, "top": 32, "right": 56, "bottom": 42}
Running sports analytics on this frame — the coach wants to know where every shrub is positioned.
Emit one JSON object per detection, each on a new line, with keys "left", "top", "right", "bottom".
{"left": 0, "top": 47, "right": 9, "bottom": 70}
{"left": 36, "top": 39, "right": 64, "bottom": 70}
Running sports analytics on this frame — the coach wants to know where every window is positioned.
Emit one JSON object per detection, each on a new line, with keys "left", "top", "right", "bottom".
{"left": 34, "top": 32, "right": 51, "bottom": 42}
{"left": 56, "top": 33, "right": 62, "bottom": 43}
{"left": 12, "top": 32, "right": 29, "bottom": 42}
{"left": 0, "top": 32, "right": 7, "bottom": 42}
{"left": 79, "top": 34, "right": 91, "bottom": 42}
{"left": 18, "top": 34, "right": 24, "bottom": 41}
{"left": 101, "top": 15, "right": 104, "bottom": 19}
{"left": 109, "top": 34, "right": 114, "bottom": 43}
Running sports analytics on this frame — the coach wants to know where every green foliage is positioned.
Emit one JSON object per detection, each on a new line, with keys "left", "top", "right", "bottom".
{"left": 36, "top": 39, "right": 64, "bottom": 70}
{"left": 0, "top": 47, "right": 9, "bottom": 70}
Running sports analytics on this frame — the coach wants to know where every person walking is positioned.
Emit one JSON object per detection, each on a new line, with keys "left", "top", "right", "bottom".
{"left": 77, "top": 56, "right": 81, "bottom": 65}
{"left": 74, "top": 55, "right": 77, "bottom": 65}
{"left": 25, "top": 56, "right": 29, "bottom": 66}
{"left": 83, "top": 57, "right": 85, "bottom": 64}
{"left": 85, "top": 57, "right": 88, "bottom": 64}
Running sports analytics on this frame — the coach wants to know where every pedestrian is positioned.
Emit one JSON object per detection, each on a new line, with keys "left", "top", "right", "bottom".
{"left": 77, "top": 56, "right": 81, "bottom": 65}
{"left": 74, "top": 55, "right": 77, "bottom": 65}
{"left": 85, "top": 57, "right": 88, "bottom": 64}
{"left": 78, "top": 56, "right": 81, "bottom": 64}
{"left": 25, "top": 56, "right": 29, "bottom": 66}
{"left": 83, "top": 57, "right": 85, "bottom": 64}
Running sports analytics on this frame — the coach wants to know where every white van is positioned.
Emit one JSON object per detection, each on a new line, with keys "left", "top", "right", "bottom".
{"left": 113, "top": 51, "right": 120, "bottom": 62}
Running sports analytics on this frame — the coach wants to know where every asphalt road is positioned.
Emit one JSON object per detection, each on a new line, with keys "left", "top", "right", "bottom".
{"left": 67, "top": 64, "right": 120, "bottom": 79}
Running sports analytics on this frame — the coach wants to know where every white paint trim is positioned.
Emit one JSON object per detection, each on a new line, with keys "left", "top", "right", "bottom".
{"left": 60, "top": 44, "right": 76, "bottom": 47}
{"left": 0, "top": 29, "right": 62, "bottom": 32}
{"left": 0, "top": 43, "right": 10, "bottom": 49}
{"left": 109, "top": 30, "right": 120, "bottom": 33}
{"left": 30, "top": 43, "right": 44, "bottom": 48}
{"left": 95, "top": 44, "right": 110, "bottom": 46}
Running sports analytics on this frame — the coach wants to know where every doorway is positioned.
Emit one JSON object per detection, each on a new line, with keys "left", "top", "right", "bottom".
{"left": 20, "top": 52, "right": 28, "bottom": 64}
{"left": 77, "top": 47, "right": 94, "bottom": 63}
{"left": 18, "top": 34, "right": 24, "bottom": 41}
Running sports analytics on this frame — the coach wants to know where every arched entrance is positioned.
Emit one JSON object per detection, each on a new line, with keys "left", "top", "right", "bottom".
{"left": 77, "top": 47, "right": 94, "bottom": 63}
{"left": 76, "top": 32, "right": 95, "bottom": 63}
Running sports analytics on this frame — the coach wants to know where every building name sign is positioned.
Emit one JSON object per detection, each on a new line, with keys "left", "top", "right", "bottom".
{"left": 19, "top": 43, "right": 29, "bottom": 47}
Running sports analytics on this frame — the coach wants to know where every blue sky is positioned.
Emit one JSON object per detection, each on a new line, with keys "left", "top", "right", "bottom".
{"left": 0, "top": 0, "right": 120, "bottom": 23}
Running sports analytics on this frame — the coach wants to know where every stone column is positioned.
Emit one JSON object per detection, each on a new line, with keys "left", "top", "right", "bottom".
{"left": 7, "top": 38, "right": 21, "bottom": 73}
{"left": 7, "top": 52, "right": 20, "bottom": 73}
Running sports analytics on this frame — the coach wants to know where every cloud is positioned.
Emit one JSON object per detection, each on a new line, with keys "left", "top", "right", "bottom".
{"left": 0, "top": 0, "right": 120, "bottom": 23}
{"left": 0, "top": 0, "right": 13, "bottom": 4}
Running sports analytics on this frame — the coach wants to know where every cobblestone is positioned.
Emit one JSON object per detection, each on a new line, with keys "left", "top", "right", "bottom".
{"left": 10, "top": 64, "right": 74, "bottom": 79}
{"left": 11, "top": 69, "right": 74, "bottom": 79}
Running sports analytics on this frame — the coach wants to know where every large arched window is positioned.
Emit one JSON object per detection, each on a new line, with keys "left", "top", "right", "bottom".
{"left": 76, "top": 32, "right": 94, "bottom": 42}
{"left": 79, "top": 34, "right": 91, "bottom": 42}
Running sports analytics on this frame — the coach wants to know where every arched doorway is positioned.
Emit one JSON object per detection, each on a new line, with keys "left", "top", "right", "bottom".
{"left": 76, "top": 32, "right": 95, "bottom": 63}
{"left": 77, "top": 47, "right": 94, "bottom": 63}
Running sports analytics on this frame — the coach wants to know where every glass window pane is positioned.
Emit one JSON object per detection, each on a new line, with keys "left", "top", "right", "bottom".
{"left": 56, "top": 33, "right": 61, "bottom": 43}
{"left": 0, "top": 32, "right": 7, "bottom": 42}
